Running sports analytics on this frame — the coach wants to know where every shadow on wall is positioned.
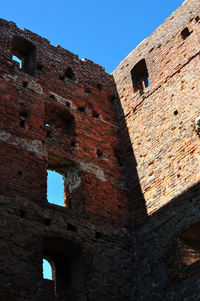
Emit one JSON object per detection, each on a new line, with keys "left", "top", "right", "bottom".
{"left": 112, "top": 77, "right": 200, "bottom": 299}
{"left": 112, "top": 83, "right": 148, "bottom": 229}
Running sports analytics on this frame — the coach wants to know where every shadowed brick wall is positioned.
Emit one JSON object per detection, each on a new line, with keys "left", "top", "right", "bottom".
{"left": 113, "top": 0, "right": 200, "bottom": 299}
{"left": 0, "top": 19, "right": 134, "bottom": 301}
{"left": 1, "top": 0, "right": 200, "bottom": 300}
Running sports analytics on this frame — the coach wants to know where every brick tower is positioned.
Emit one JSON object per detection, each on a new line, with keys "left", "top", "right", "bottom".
{"left": 1, "top": 0, "right": 200, "bottom": 300}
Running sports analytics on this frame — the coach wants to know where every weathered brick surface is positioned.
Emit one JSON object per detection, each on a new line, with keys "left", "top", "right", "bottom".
{"left": 0, "top": 19, "right": 132, "bottom": 301}
{"left": 113, "top": 0, "right": 200, "bottom": 299}
{"left": 1, "top": 0, "right": 200, "bottom": 300}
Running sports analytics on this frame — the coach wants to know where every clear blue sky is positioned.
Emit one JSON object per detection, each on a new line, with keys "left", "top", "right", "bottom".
{"left": 2, "top": 0, "right": 183, "bottom": 73}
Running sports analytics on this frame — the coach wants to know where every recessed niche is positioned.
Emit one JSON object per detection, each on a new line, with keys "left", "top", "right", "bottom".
{"left": 37, "top": 62, "right": 43, "bottom": 71}
{"left": 95, "top": 231, "right": 102, "bottom": 239}
{"left": 19, "top": 210, "right": 25, "bottom": 218}
{"left": 78, "top": 106, "right": 85, "bottom": 112}
{"left": 65, "top": 67, "right": 75, "bottom": 80}
{"left": 97, "top": 149, "right": 103, "bottom": 158}
{"left": 92, "top": 110, "right": 99, "bottom": 118}
{"left": 19, "top": 119, "right": 25, "bottom": 128}
{"left": 71, "top": 139, "right": 76, "bottom": 147}
{"left": 12, "top": 36, "right": 35, "bottom": 75}
{"left": 96, "top": 83, "right": 102, "bottom": 91}
{"left": 44, "top": 218, "right": 51, "bottom": 226}
{"left": 67, "top": 223, "right": 77, "bottom": 232}
{"left": 23, "top": 81, "right": 28, "bottom": 88}
{"left": 84, "top": 87, "right": 91, "bottom": 94}
{"left": 181, "top": 27, "right": 190, "bottom": 40}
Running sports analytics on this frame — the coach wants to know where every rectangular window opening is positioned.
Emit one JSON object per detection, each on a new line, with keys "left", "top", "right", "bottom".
{"left": 47, "top": 159, "right": 82, "bottom": 209}
{"left": 47, "top": 169, "right": 65, "bottom": 207}
{"left": 12, "top": 36, "right": 35, "bottom": 75}
{"left": 131, "top": 59, "right": 150, "bottom": 94}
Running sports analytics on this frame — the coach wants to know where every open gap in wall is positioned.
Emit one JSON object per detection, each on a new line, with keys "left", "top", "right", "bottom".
{"left": 12, "top": 55, "right": 22, "bottom": 68}
{"left": 47, "top": 170, "right": 64, "bottom": 206}
{"left": 43, "top": 258, "right": 54, "bottom": 280}
{"left": 12, "top": 36, "right": 35, "bottom": 75}
{"left": 47, "top": 158, "right": 82, "bottom": 209}
{"left": 181, "top": 27, "right": 190, "bottom": 40}
{"left": 131, "top": 59, "right": 150, "bottom": 94}
{"left": 44, "top": 103, "right": 75, "bottom": 139}
{"left": 43, "top": 237, "right": 82, "bottom": 299}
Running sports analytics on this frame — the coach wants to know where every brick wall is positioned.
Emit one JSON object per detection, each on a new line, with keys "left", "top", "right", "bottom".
{"left": 1, "top": 0, "right": 200, "bottom": 300}
{"left": 113, "top": 0, "right": 200, "bottom": 299}
{"left": 0, "top": 19, "right": 132, "bottom": 301}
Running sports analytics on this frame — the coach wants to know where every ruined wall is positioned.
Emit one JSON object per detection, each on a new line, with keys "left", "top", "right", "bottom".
{"left": 0, "top": 19, "right": 133, "bottom": 301}
{"left": 113, "top": 0, "right": 200, "bottom": 299}
{"left": 1, "top": 0, "right": 200, "bottom": 300}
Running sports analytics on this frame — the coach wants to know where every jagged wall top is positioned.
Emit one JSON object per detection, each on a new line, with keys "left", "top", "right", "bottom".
{"left": 0, "top": 18, "right": 113, "bottom": 88}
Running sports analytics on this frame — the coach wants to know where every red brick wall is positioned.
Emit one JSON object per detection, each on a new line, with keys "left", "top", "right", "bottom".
{"left": 0, "top": 18, "right": 129, "bottom": 226}
{"left": 113, "top": 0, "right": 200, "bottom": 216}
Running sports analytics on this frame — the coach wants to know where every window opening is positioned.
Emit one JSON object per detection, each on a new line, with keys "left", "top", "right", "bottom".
{"left": 43, "top": 237, "right": 82, "bottom": 299}
{"left": 181, "top": 27, "right": 190, "bottom": 40}
{"left": 43, "top": 258, "right": 53, "bottom": 280}
{"left": 12, "top": 55, "right": 22, "bottom": 68}
{"left": 47, "top": 170, "right": 64, "bottom": 206}
{"left": 12, "top": 36, "right": 35, "bottom": 76}
{"left": 131, "top": 59, "right": 150, "bottom": 94}
{"left": 44, "top": 103, "right": 75, "bottom": 136}
{"left": 65, "top": 67, "right": 75, "bottom": 80}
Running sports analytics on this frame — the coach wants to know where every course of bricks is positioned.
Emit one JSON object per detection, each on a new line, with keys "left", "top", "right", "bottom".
{"left": 113, "top": 0, "right": 200, "bottom": 299}
{"left": 0, "top": 0, "right": 200, "bottom": 300}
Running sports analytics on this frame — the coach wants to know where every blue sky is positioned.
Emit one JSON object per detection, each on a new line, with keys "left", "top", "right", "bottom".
{"left": 2, "top": 0, "right": 183, "bottom": 73}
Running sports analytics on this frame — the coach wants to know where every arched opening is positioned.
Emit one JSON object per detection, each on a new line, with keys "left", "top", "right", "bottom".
{"left": 43, "top": 236, "right": 83, "bottom": 299}
{"left": 131, "top": 58, "right": 150, "bottom": 94}
{"left": 44, "top": 103, "right": 75, "bottom": 138}
{"left": 43, "top": 258, "right": 55, "bottom": 280}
